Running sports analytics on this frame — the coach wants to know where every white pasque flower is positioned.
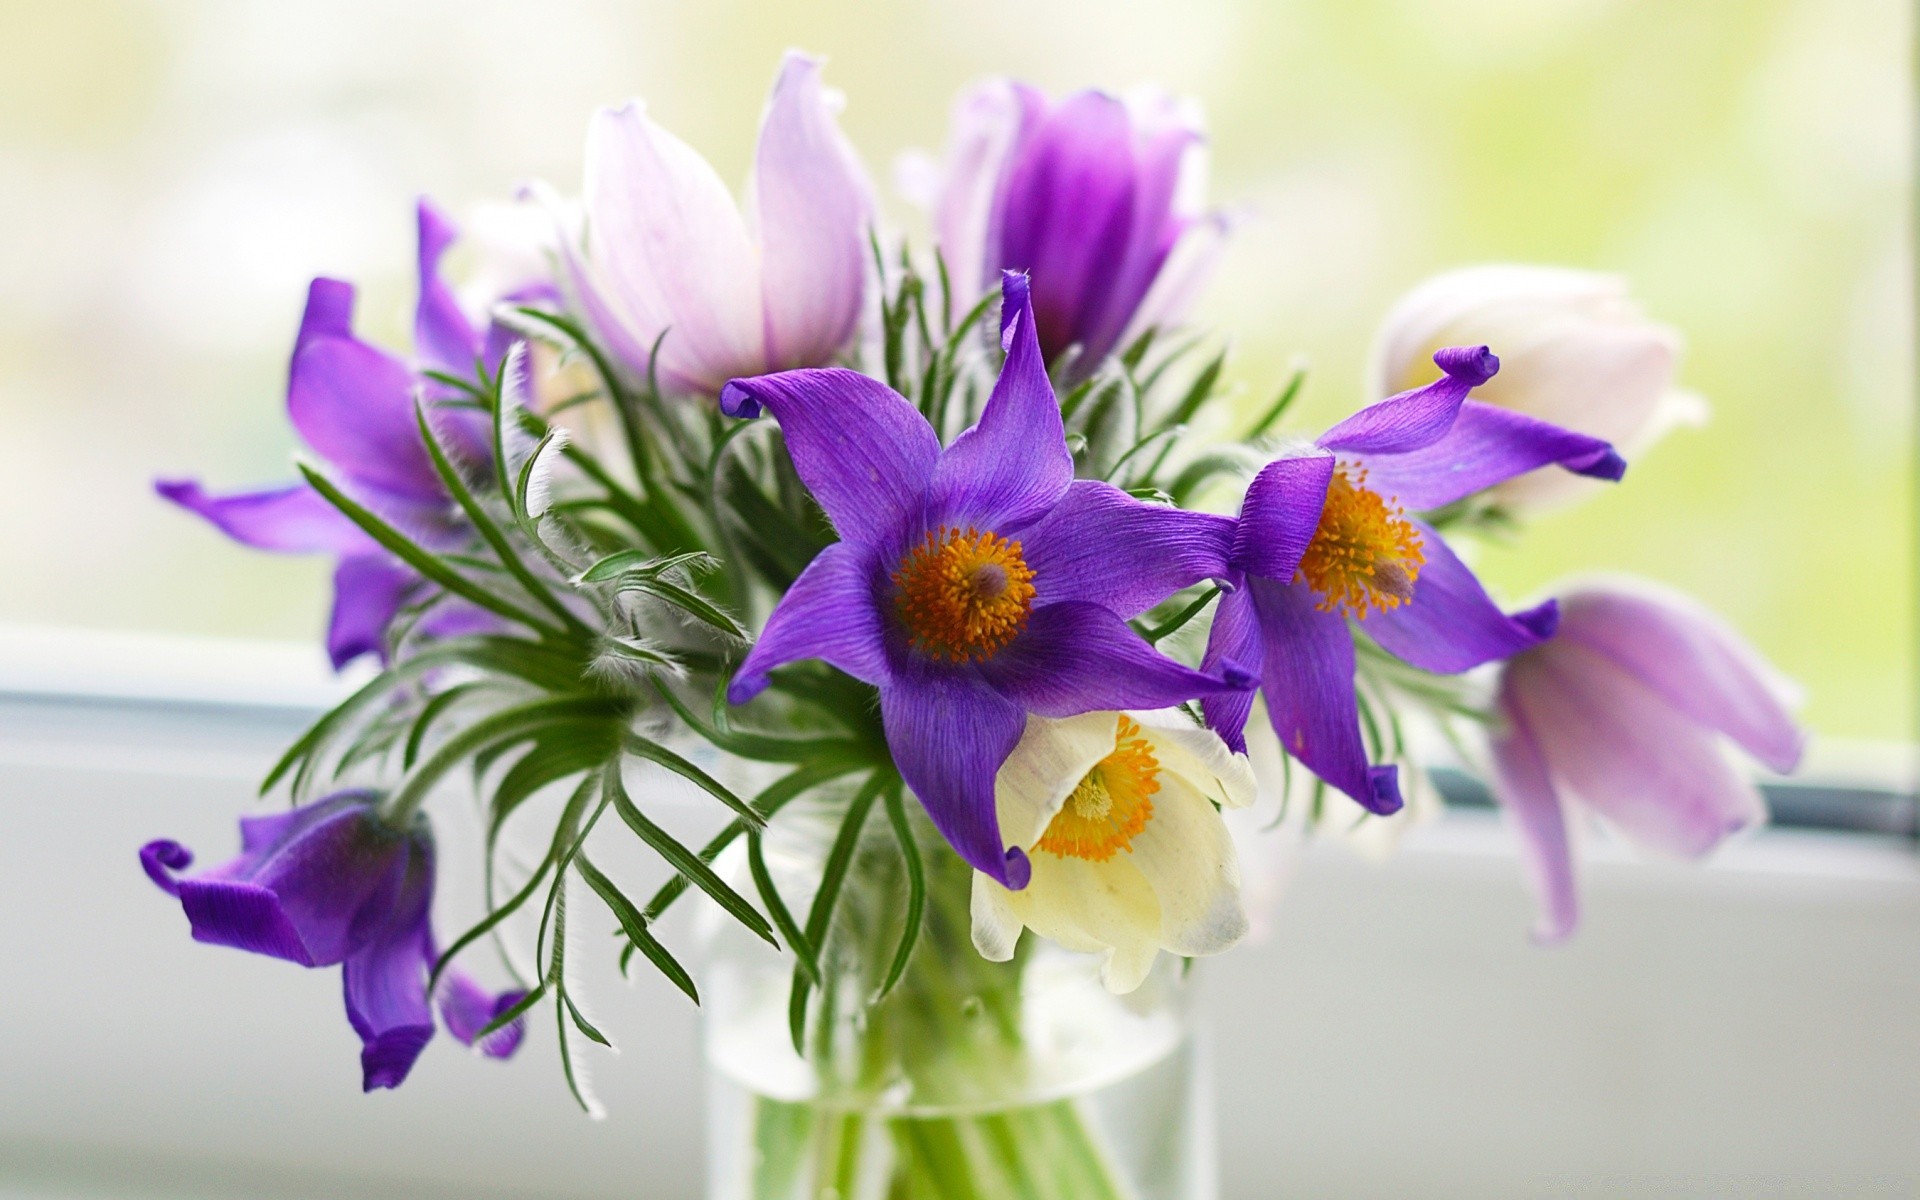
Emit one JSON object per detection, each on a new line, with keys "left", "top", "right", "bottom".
{"left": 971, "top": 710, "right": 1255, "bottom": 994}
{"left": 1369, "top": 264, "right": 1706, "bottom": 512}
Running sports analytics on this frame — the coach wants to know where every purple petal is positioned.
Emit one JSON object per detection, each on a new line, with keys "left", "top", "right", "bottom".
{"left": 1489, "top": 694, "right": 1579, "bottom": 943}
{"left": 979, "top": 600, "right": 1251, "bottom": 718}
{"left": 155, "top": 479, "right": 370, "bottom": 555}
{"left": 1076, "top": 102, "right": 1197, "bottom": 368}
{"left": 327, "top": 556, "right": 418, "bottom": 670}
{"left": 1504, "top": 644, "right": 1765, "bottom": 859}
{"left": 1557, "top": 587, "right": 1804, "bottom": 774}
{"left": 1019, "top": 480, "right": 1234, "bottom": 617}
{"left": 436, "top": 972, "right": 527, "bottom": 1059}
{"left": 1199, "top": 586, "right": 1261, "bottom": 753}
{"left": 287, "top": 280, "right": 443, "bottom": 502}
{"left": 928, "top": 272, "right": 1073, "bottom": 533}
{"left": 413, "top": 197, "right": 482, "bottom": 377}
{"left": 934, "top": 79, "right": 1045, "bottom": 300}
{"left": 754, "top": 52, "right": 872, "bottom": 371}
{"left": 1246, "top": 577, "right": 1402, "bottom": 814}
{"left": 140, "top": 839, "right": 192, "bottom": 897}
{"left": 1231, "top": 454, "right": 1334, "bottom": 581}
{"left": 1359, "top": 521, "right": 1557, "bottom": 674}
{"left": 1317, "top": 345, "right": 1499, "bottom": 456}
{"left": 1357, "top": 400, "right": 1626, "bottom": 513}
{"left": 728, "top": 542, "right": 891, "bottom": 703}
{"left": 882, "top": 670, "right": 1031, "bottom": 888}
{"left": 342, "top": 842, "right": 436, "bottom": 1091}
{"left": 719, "top": 369, "right": 939, "bottom": 547}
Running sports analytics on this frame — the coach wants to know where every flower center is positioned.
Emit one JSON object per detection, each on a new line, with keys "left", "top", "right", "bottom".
{"left": 892, "top": 526, "right": 1038, "bottom": 663}
{"left": 1036, "top": 716, "right": 1160, "bottom": 862}
{"left": 1297, "top": 464, "right": 1425, "bottom": 619}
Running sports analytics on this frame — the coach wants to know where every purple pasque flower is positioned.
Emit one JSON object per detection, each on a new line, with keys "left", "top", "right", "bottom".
{"left": 141, "top": 792, "right": 526, "bottom": 1090}
{"left": 719, "top": 272, "right": 1249, "bottom": 888}
{"left": 558, "top": 51, "right": 872, "bottom": 397}
{"left": 1201, "top": 345, "right": 1628, "bottom": 815}
{"left": 934, "top": 80, "right": 1225, "bottom": 376}
{"left": 1489, "top": 582, "right": 1805, "bottom": 942}
{"left": 157, "top": 199, "right": 518, "bottom": 668}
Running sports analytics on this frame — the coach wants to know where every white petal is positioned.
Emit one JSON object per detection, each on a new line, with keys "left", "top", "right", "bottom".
{"left": 970, "top": 873, "right": 1024, "bottom": 962}
{"left": 583, "top": 101, "right": 764, "bottom": 394}
{"left": 1004, "top": 851, "right": 1163, "bottom": 995}
{"left": 1127, "top": 778, "right": 1248, "bottom": 957}
{"left": 752, "top": 52, "right": 873, "bottom": 371}
{"left": 1133, "top": 710, "right": 1256, "bottom": 809}
{"left": 993, "top": 712, "right": 1120, "bottom": 850}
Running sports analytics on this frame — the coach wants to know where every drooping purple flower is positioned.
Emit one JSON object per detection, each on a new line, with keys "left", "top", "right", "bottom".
{"left": 934, "top": 81, "right": 1225, "bottom": 377}
{"left": 157, "top": 199, "right": 529, "bottom": 668}
{"left": 719, "top": 272, "right": 1249, "bottom": 888}
{"left": 1489, "top": 582, "right": 1805, "bottom": 942}
{"left": 141, "top": 792, "right": 526, "bottom": 1090}
{"left": 1201, "top": 345, "right": 1628, "bottom": 815}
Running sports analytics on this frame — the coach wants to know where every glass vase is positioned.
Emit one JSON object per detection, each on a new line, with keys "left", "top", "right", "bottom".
{"left": 700, "top": 790, "right": 1217, "bottom": 1200}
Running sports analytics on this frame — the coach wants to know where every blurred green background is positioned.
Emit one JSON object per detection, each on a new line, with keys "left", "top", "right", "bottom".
{"left": 0, "top": 0, "right": 1908, "bottom": 742}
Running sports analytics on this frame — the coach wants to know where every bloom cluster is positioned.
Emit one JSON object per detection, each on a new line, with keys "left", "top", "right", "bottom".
{"left": 145, "top": 51, "right": 1802, "bottom": 1101}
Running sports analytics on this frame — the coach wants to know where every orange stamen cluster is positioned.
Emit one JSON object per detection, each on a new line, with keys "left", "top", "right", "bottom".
{"left": 892, "top": 526, "right": 1037, "bottom": 663}
{"left": 1036, "top": 716, "right": 1160, "bottom": 862}
{"left": 1296, "top": 464, "right": 1425, "bottom": 619}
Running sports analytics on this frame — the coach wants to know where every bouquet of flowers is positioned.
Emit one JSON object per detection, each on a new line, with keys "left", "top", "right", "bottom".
{"left": 141, "top": 52, "right": 1805, "bottom": 1199}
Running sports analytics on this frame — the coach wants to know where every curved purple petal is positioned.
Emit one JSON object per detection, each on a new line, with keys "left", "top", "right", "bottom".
{"left": 413, "top": 198, "right": 482, "bottom": 377}
{"left": 1077, "top": 107, "right": 1196, "bottom": 367}
{"left": 719, "top": 369, "right": 939, "bottom": 547}
{"left": 1317, "top": 345, "right": 1499, "bottom": 457}
{"left": 1199, "top": 586, "right": 1261, "bottom": 753}
{"left": 1359, "top": 400, "right": 1626, "bottom": 513}
{"left": 155, "top": 479, "right": 371, "bottom": 556}
{"left": 296, "top": 277, "right": 356, "bottom": 352}
{"left": 1020, "top": 480, "right": 1233, "bottom": 617}
{"left": 437, "top": 973, "right": 528, "bottom": 1059}
{"left": 1557, "top": 588, "right": 1805, "bottom": 775}
{"left": 729, "top": 542, "right": 892, "bottom": 703}
{"left": 928, "top": 272, "right": 1073, "bottom": 534}
{"left": 343, "top": 840, "right": 436, "bottom": 1091}
{"left": 1489, "top": 694, "right": 1579, "bottom": 943}
{"left": 327, "top": 556, "right": 418, "bottom": 670}
{"left": 881, "top": 669, "right": 1031, "bottom": 888}
{"left": 1231, "top": 454, "right": 1334, "bottom": 581}
{"left": 979, "top": 600, "right": 1250, "bottom": 719}
{"left": 140, "top": 840, "right": 192, "bottom": 897}
{"left": 1359, "top": 521, "right": 1558, "bottom": 674}
{"left": 1246, "top": 577, "right": 1402, "bottom": 814}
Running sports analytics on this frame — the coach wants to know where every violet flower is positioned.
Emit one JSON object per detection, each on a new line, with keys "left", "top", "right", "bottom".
{"left": 1489, "top": 583, "right": 1805, "bottom": 942}
{"left": 934, "top": 81, "right": 1224, "bottom": 376}
{"left": 558, "top": 51, "right": 872, "bottom": 396}
{"left": 1202, "top": 346, "right": 1627, "bottom": 814}
{"left": 719, "top": 273, "right": 1249, "bottom": 888}
{"left": 157, "top": 200, "right": 522, "bottom": 668}
{"left": 141, "top": 792, "right": 526, "bottom": 1090}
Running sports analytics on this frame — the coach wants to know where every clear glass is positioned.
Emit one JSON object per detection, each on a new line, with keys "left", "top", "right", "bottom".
{"left": 701, "top": 794, "right": 1216, "bottom": 1200}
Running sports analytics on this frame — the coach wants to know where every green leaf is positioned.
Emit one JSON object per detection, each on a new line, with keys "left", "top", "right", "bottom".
{"left": 574, "top": 548, "right": 715, "bottom": 585}
{"left": 577, "top": 853, "right": 698, "bottom": 1004}
{"left": 650, "top": 678, "right": 866, "bottom": 764}
{"left": 386, "top": 695, "right": 620, "bottom": 823}
{"left": 1160, "top": 345, "right": 1228, "bottom": 432}
{"left": 262, "top": 640, "right": 475, "bottom": 798}
{"left": 473, "top": 978, "right": 549, "bottom": 1043}
{"left": 746, "top": 831, "right": 818, "bottom": 986}
{"left": 614, "top": 575, "right": 747, "bottom": 641}
{"left": 625, "top": 733, "right": 764, "bottom": 828}
{"left": 872, "top": 780, "right": 924, "bottom": 1003}
{"left": 1245, "top": 361, "right": 1309, "bottom": 440}
{"left": 1140, "top": 586, "right": 1220, "bottom": 645}
{"left": 563, "top": 991, "right": 613, "bottom": 1047}
{"left": 605, "top": 767, "right": 776, "bottom": 946}
{"left": 789, "top": 771, "right": 884, "bottom": 1055}
{"left": 403, "top": 683, "right": 479, "bottom": 770}
{"left": 488, "top": 725, "right": 621, "bottom": 846}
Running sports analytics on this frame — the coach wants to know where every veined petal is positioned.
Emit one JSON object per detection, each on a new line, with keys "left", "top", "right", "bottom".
{"left": 1232, "top": 453, "right": 1334, "bottom": 581}
{"left": 994, "top": 712, "right": 1127, "bottom": 850}
{"left": 436, "top": 972, "right": 528, "bottom": 1059}
{"left": 753, "top": 51, "right": 872, "bottom": 370}
{"left": 935, "top": 79, "right": 1043, "bottom": 299}
{"left": 1246, "top": 577, "right": 1402, "bottom": 814}
{"left": 728, "top": 542, "right": 891, "bottom": 703}
{"left": 342, "top": 842, "right": 436, "bottom": 1091}
{"left": 982, "top": 601, "right": 1250, "bottom": 719}
{"left": 413, "top": 197, "right": 482, "bottom": 377}
{"left": 155, "top": 480, "right": 371, "bottom": 555}
{"left": 1360, "top": 521, "right": 1558, "bottom": 674}
{"left": 882, "top": 670, "right": 1031, "bottom": 888}
{"left": 1489, "top": 693, "right": 1579, "bottom": 943}
{"left": 1020, "top": 480, "right": 1233, "bottom": 617}
{"left": 969, "top": 872, "right": 1025, "bottom": 962}
{"left": 327, "top": 556, "right": 418, "bottom": 669}
{"left": 1126, "top": 776, "right": 1248, "bottom": 957}
{"left": 1126, "top": 208, "right": 1230, "bottom": 342}
{"left": 719, "top": 368, "right": 939, "bottom": 546}
{"left": 1000, "top": 851, "right": 1164, "bottom": 993}
{"left": 1557, "top": 586, "right": 1805, "bottom": 774}
{"left": 1133, "top": 712, "right": 1256, "bottom": 810}
{"left": 1199, "top": 586, "right": 1261, "bottom": 753}
{"left": 1358, "top": 400, "right": 1625, "bottom": 513}
{"left": 584, "top": 101, "right": 764, "bottom": 393}
{"left": 1507, "top": 645, "right": 1765, "bottom": 859}
{"left": 1317, "top": 345, "right": 1499, "bottom": 457}
{"left": 928, "top": 273, "right": 1073, "bottom": 533}
{"left": 1077, "top": 99, "right": 1198, "bottom": 366}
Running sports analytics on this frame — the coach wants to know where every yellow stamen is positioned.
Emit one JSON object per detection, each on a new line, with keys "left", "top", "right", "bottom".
{"left": 892, "top": 526, "right": 1037, "bottom": 663}
{"left": 1036, "top": 716, "right": 1160, "bottom": 862}
{"left": 1296, "top": 464, "right": 1424, "bottom": 619}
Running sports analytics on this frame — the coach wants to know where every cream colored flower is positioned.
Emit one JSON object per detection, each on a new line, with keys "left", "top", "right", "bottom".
{"left": 971, "top": 710, "right": 1255, "bottom": 993}
{"left": 1369, "top": 264, "right": 1705, "bottom": 512}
